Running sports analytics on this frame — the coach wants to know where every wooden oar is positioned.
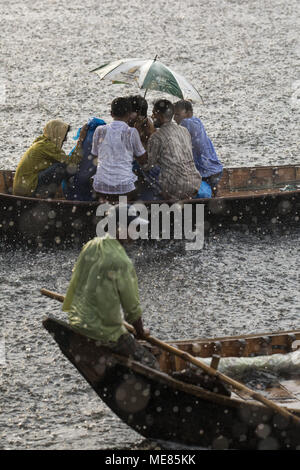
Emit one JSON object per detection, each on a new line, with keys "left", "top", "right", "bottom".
{"left": 40, "top": 287, "right": 300, "bottom": 426}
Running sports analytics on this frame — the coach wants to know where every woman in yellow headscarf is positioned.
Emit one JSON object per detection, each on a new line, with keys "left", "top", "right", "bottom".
{"left": 13, "top": 119, "right": 87, "bottom": 198}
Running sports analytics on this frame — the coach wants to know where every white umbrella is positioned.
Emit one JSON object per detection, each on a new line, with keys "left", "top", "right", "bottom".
{"left": 90, "top": 57, "right": 203, "bottom": 102}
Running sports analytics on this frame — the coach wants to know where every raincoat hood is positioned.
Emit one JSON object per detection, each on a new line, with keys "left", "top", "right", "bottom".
{"left": 43, "top": 119, "right": 70, "bottom": 149}
{"left": 62, "top": 236, "right": 142, "bottom": 343}
{"left": 62, "top": 237, "right": 108, "bottom": 312}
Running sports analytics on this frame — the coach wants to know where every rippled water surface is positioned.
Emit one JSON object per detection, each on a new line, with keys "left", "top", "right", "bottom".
{"left": 0, "top": 0, "right": 300, "bottom": 450}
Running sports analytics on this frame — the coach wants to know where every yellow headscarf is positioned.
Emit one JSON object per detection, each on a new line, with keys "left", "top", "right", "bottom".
{"left": 43, "top": 119, "right": 70, "bottom": 150}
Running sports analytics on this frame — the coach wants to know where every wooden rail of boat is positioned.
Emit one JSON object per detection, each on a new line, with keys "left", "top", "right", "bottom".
{"left": 1, "top": 165, "right": 300, "bottom": 244}
{"left": 1, "top": 164, "right": 300, "bottom": 201}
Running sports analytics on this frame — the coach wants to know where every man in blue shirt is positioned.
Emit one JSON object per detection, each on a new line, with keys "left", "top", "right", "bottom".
{"left": 174, "top": 100, "right": 223, "bottom": 195}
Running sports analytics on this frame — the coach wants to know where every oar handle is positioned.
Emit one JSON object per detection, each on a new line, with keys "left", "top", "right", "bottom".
{"left": 40, "top": 288, "right": 300, "bottom": 427}
{"left": 41, "top": 289, "right": 64, "bottom": 303}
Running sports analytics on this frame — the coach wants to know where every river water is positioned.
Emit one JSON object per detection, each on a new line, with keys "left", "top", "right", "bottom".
{"left": 0, "top": 0, "right": 299, "bottom": 450}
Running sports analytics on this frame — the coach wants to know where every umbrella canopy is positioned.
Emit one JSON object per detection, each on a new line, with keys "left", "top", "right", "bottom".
{"left": 91, "top": 57, "right": 202, "bottom": 102}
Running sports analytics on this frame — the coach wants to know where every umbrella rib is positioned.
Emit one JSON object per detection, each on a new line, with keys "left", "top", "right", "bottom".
{"left": 189, "top": 83, "right": 205, "bottom": 104}
{"left": 90, "top": 60, "right": 125, "bottom": 78}
{"left": 171, "top": 75, "right": 184, "bottom": 100}
{"left": 143, "top": 57, "right": 157, "bottom": 98}
{"left": 89, "top": 64, "right": 109, "bottom": 73}
{"left": 160, "top": 65, "right": 184, "bottom": 99}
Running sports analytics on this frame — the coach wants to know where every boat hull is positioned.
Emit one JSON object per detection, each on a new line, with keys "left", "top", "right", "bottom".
{"left": 1, "top": 189, "right": 300, "bottom": 247}
{"left": 43, "top": 317, "right": 300, "bottom": 450}
{"left": 1, "top": 165, "right": 300, "bottom": 246}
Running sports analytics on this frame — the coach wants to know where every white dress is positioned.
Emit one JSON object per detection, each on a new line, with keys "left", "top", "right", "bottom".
{"left": 92, "top": 121, "right": 145, "bottom": 194}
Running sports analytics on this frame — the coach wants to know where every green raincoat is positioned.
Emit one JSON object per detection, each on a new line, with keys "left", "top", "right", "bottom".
{"left": 13, "top": 119, "right": 82, "bottom": 197}
{"left": 62, "top": 236, "right": 142, "bottom": 343}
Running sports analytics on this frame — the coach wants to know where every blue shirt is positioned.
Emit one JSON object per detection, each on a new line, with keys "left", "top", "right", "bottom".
{"left": 180, "top": 116, "right": 223, "bottom": 178}
{"left": 63, "top": 117, "right": 106, "bottom": 200}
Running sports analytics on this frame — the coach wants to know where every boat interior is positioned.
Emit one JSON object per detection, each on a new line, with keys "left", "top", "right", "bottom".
{"left": 1, "top": 165, "right": 300, "bottom": 201}
{"left": 150, "top": 329, "right": 300, "bottom": 411}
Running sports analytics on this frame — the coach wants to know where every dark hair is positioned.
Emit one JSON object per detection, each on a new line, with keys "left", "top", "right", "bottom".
{"left": 174, "top": 100, "right": 193, "bottom": 113}
{"left": 111, "top": 97, "right": 132, "bottom": 117}
{"left": 128, "top": 95, "right": 148, "bottom": 117}
{"left": 153, "top": 99, "right": 174, "bottom": 120}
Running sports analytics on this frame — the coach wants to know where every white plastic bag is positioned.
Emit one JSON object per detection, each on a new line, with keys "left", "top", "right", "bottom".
{"left": 196, "top": 350, "right": 300, "bottom": 377}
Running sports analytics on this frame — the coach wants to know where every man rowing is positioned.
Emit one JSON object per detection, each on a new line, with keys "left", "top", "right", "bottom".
{"left": 62, "top": 203, "right": 159, "bottom": 369}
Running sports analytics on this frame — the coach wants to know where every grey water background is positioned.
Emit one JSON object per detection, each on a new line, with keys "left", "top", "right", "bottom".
{"left": 0, "top": 0, "right": 300, "bottom": 450}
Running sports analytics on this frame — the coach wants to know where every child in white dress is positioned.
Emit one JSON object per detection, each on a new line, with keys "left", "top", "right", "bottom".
{"left": 92, "top": 97, "right": 146, "bottom": 200}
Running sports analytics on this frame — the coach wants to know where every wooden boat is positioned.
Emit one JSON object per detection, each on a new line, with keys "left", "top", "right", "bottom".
{"left": 1, "top": 164, "right": 300, "bottom": 245}
{"left": 43, "top": 316, "right": 300, "bottom": 449}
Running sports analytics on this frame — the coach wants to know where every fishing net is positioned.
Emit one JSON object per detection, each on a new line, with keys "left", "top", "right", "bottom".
{"left": 197, "top": 350, "right": 300, "bottom": 380}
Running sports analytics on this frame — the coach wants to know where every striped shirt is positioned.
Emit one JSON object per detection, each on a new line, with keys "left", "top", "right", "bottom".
{"left": 143, "top": 122, "right": 201, "bottom": 199}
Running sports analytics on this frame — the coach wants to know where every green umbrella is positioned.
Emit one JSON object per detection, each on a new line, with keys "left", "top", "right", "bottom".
{"left": 91, "top": 56, "right": 203, "bottom": 102}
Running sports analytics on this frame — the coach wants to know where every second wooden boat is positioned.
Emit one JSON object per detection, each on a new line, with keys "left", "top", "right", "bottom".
{"left": 1, "top": 164, "right": 300, "bottom": 246}
{"left": 43, "top": 316, "right": 300, "bottom": 449}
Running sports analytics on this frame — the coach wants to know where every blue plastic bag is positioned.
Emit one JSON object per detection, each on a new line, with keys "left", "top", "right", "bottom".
{"left": 63, "top": 117, "right": 106, "bottom": 200}
{"left": 195, "top": 180, "right": 212, "bottom": 198}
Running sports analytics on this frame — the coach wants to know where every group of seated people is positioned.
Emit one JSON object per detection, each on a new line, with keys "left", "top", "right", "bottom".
{"left": 12, "top": 95, "right": 223, "bottom": 202}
